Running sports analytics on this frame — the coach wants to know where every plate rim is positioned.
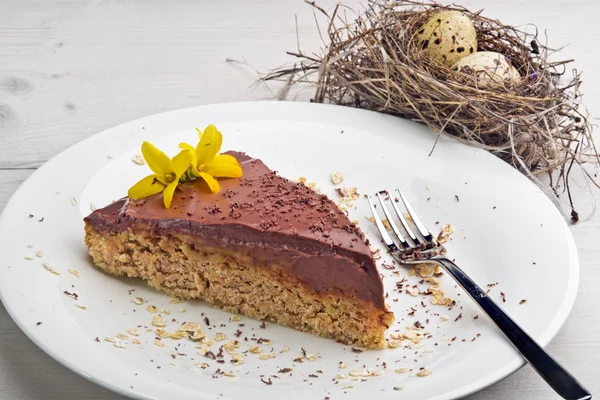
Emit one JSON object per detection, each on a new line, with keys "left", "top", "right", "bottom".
{"left": 0, "top": 100, "right": 580, "bottom": 400}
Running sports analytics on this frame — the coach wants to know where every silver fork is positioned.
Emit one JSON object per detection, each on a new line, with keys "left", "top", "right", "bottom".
{"left": 367, "top": 188, "right": 591, "bottom": 400}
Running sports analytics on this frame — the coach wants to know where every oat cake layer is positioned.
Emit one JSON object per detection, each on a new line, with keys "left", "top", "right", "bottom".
{"left": 84, "top": 152, "right": 394, "bottom": 349}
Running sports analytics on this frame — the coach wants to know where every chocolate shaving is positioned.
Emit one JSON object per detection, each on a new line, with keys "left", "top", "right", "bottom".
{"left": 63, "top": 291, "right": 79, "bottom": 300}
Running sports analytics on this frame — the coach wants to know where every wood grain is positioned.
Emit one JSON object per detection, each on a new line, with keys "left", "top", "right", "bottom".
{"left": 1, "top": 0, "right": 599, "bottom": 398}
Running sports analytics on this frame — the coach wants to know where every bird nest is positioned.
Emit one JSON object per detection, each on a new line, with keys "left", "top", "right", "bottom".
{"left": 264, "top": 0, "right": 598, "bottom": 222}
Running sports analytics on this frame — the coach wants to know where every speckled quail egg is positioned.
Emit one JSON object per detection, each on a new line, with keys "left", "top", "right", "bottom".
{"left": 451, "top": 51, "right": 520, "bottom": 87}
{"left": 415, "top": 11, "right": 478, "bottom": 67}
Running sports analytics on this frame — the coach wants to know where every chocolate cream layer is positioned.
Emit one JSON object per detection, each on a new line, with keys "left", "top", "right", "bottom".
{"left": 85, "top": 151, "right": 387, "bottom": 310}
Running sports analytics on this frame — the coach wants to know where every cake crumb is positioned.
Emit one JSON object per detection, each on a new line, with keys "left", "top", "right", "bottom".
{"left": 395, "top": 368, "right": 408, "bottom": 374}
{"left": 71, "top": 197, "right": 78, "bottom": 206}
{"left": 75, "top": 304, "right": 87, "bottom": 310}
{"left": 429, "top": 288, "right": 454, "bottom": 306}
{"left": 394, "top": 385, "right": 404, "bottom": 390}
{"left": 147, "top": 305, "right": 158, "bottom": 313}
{"left": 229, "top": 315, "right": 241, "bottom": 322}
{"left": 223, "top": 371, "right": 236, "bottom": 377}
{"left": 338, "top": 361, "right": 348, "bottom": 369}
{"left": 331, "top": 171, "right": 344, "bottom": 184}
{"left": 154, "top": 340, "right": 165, "bottom": 348}
{"left": 36, "top": 250, "right": 44, "bottom": 258}
{"left": 68, "top": 269, "right": 80, "bottom": 278}
{"left": 24, "top": 255, "right": 34, "bottom": 260}
{"left": 416, "top": 369, "right": 432, "bottom": 377}
{"left": 437, "top": 224, "right": 455, "bottom": 243}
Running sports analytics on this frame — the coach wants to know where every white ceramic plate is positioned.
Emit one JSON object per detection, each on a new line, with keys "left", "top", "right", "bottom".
{"left": 0, "top": 102, "right": 578, "bottom": 400}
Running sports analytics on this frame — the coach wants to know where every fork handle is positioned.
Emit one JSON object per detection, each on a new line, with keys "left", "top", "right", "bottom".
{"left": 436, "top": 258, "right": 591, "bottom": 400}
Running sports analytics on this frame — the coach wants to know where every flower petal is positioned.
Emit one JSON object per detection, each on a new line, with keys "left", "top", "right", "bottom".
{"left": 198, "top": 171, "right": 220, "bottom": 193}
{"left": 179, "top": 142, "right": 197, "bottom": 164}
{"left": 141, "top": 142, "right": 172, "bottom": 175}
{"left": 178, "top": 142, "right": 201, "bottom": 176}
{"left": 171, "top": 149, "right": 192, "bottom": 178}
{"left": 204, "top": 154, "right": 243, "bottom": 178}
{"left": 162, "top": 181, "right": 178, "bottom": 208}
{"left": 196, "top": 124, "right": 222, "bottom": 165}
{"left": 128, "top": 175, "right": 165, "bottom": 199}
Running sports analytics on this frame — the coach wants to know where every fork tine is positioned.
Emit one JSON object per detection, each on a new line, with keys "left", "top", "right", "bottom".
{"left": 366, "top": 196, "right": 398, "bottom": 252}
{"left": 387, "top": 189, "right": 421, "bottom": 246}
{"left": 396, "top": 188, "right": 434, "bottom": 242}
{"left": 375, "top": 192, "right": 409, "bottom": 248}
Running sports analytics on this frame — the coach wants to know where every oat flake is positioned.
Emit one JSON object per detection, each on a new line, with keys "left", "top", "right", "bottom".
{"left": 132, "top": 154, "right": 145, "bottom": 165}
{"left": 68, "top": 269, "right": 80, "bottom": 278}
{"left": 213, "top": 332, "right": 227, "bottom": 342}
{"left": 152, "top": 315, "right": 166, "bottom": 327}
{"left": 132, "top": 297, "right": 145, "bottom": 305}
{"left": 127, "top": 328, "right": 140, "bottom": 336}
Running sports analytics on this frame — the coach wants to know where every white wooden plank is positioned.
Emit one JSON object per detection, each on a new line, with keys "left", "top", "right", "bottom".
{"left": 0, "top": 169, "right": 32, "bottom": 214}
{"left": 1, "top": 0, "right": 599, "bottom": 398}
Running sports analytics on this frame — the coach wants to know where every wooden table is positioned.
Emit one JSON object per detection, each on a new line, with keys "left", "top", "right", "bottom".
{"left": 1, "top": 1, "right": 598, "bottom": 398}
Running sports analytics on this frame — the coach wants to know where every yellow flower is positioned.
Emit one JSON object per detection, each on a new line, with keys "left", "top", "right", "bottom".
{"left": 179, "top": 124, "right": 242, "bottom": 193}
{"left": 128, "top": 142, "right": 192, "bottom": 208}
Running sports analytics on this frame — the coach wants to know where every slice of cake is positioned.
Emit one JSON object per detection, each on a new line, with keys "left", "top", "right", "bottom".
{"left": 84, "top": 151, "right": 394, "bottom": 349}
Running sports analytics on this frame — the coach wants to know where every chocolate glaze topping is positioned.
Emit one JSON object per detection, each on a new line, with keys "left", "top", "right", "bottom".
{"left": 85, "top": 151, "right": 386, "bottom": 309}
